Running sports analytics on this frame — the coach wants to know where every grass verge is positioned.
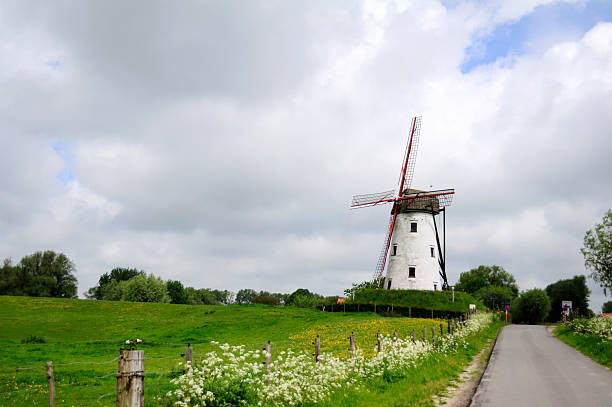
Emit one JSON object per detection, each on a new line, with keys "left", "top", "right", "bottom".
{"left": 317, "top": 319, "right": 504, "bottom": 407}
{"left": 553, "top": 325, "right": 612, "bottom": 369}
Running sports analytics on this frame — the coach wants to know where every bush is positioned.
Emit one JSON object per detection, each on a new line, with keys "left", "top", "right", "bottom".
{"left": 602, "top": 301, "right": 612, "bottom": 314}
{"left": 252, "top": 295, "right": 280, "bottom": 306}
{"left": 121, "top": 274, "right": 170, "bottom": 303}
{"left": 100, "top": 279, "right": 125, "bottom": 301}
{"left": 513, "top": 288, "right": 551, "bottom": 324}
{"left": 289, "top": 294, "right": 320, "bottom": 308}
{"left": 21, "top": 335, "right": 45, "bottom": 344}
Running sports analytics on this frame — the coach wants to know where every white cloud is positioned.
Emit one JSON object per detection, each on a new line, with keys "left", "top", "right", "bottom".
{"left": 0, "top": 1, "right": 610, "bottom": 311}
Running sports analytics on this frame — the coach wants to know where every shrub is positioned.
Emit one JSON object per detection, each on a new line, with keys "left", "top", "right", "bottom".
{"left": 21, "top": 335, "right": 45, "bottom": 344}
{"left": 252, "top": 295, "right": 280, "bottom": 306}
{"left": 289, "top": 294, "right": 320, "bottom": 308}
{"left": 121, "top": 274, "right": 170, "bottom": 303}
{"left": 100, "top": 279, "right": 126, "bottom": 301}
{"left": 513, "top": 288, "right": 551, "bottom": 324}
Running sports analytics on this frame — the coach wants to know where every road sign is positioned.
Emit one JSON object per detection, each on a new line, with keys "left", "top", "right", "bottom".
{"left": 504, "top": 305, "right": 510, "bottom": 311}
{"left": 562, "top": 301, "right": 572, "bottom": 316}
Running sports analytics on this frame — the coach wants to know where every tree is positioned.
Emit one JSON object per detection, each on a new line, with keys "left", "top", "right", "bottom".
{"left": 581, "top": 210, "right": 612, "bottom": 295}
{"left": 344, "top": 281, "right": 379, "bottom": 297}
{"left": 235, "top": 289, "right": 258, "bottom": 304}
{"left": 0, "top": 251, "right": 77, "bottom": 298}
{"left": 545, "top": 275, "right": 591, "bottom": 321}
{"left": 602, "top": 301, "right": 612, "bottom": 314}
{"left": 471, "top": 285, "right": 516, "bottom": 309}
{"left": 455, "top": 265, "right": 519, "bottom": 300}
{"left": 121, "top": 274, "right": 169, "bottom": 303}
{"left": 0, "top": 258, "right": 22, "bottom": 295}
{"left": 166, "top": 280, "right": 188, "bottom": 304}
{"left": 513, "top": 289, "right": 551, "bottom": 324}
{"left": 87, "top": 268, "right": 144, "bottom": 299}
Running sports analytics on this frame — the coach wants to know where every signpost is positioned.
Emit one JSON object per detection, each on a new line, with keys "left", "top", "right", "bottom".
{"left": 490, "top": 294, "right": 498, "bottom": 310}
{"left": 500, "top": 300, "right": 511, "bottom": 324}
{"left": 562, "top": 300, "right": 572, "bottom": 322}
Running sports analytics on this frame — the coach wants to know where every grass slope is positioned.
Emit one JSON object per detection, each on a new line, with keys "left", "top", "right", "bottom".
{"left": 1, "top": 296, "right": 454, "bottom": 406}
{"left": 350, "top": 289, "right": 485, "bottom": 312}
{"left": 553, "top": 325, "right": 612, "bottom": 369}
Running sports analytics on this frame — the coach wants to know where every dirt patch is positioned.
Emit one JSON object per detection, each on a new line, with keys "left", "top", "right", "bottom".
{"left": 432, "top": 338, "right": 496, "bottom": 407}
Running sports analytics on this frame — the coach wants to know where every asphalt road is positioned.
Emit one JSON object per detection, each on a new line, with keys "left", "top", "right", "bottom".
{"left": 470, "top": 325, "right": 612, "bottom": 407}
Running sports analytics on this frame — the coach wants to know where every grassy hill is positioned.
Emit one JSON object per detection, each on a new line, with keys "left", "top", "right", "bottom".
{"left": 339, "top": 288, "right": 485, "bottom": 314}
{"left": 0, "top": 295, "right": 448, "bottom": 406}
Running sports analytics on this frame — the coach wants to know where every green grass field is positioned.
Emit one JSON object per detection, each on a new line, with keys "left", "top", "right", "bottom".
{"left": 553, "top": 324, "right": 612, "bottom": 369}
{"left": 0, "top": 296, "right": 457, "bottom": 406}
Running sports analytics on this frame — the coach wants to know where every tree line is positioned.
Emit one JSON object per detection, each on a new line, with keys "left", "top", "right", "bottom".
{"left": 1, "top": 209, "right": 610, "bottom": 315}
{"left": 0, "top": 251, "right": 77, "bottom": 298}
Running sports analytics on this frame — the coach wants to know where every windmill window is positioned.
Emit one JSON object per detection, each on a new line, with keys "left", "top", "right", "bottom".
{"left": 410, "top": 222, "right": 417, "bottom": 232}
{"left": 409, "top": 267, "right": 416, "bottom": 278}
{"left": 430, "top": 247, "right": 435, "bottom": 258}
{"left": 392, "top": 244, "right": 398, "bottom": 256}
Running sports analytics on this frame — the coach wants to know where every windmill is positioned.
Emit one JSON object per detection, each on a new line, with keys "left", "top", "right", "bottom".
{"left": 351, "top": 116, "right": 454, "bottom": 290}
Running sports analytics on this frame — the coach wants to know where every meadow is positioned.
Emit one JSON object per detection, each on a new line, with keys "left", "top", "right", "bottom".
{"left": 0, "top": 296, "right": 457, "bottom": 406}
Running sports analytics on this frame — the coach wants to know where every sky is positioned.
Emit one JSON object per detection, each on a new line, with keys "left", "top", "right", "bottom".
{"left": 1, "top": 0, "right": 611, "bottom": 312}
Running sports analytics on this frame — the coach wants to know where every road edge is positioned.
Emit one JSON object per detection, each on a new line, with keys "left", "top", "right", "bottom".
{"left": 466, "top": 324, "right": 504, "bottom": 407}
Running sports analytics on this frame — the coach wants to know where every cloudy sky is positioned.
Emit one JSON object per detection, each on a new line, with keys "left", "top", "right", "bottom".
{"left": 1, "top": 0, "right": 611, "bottom": 311}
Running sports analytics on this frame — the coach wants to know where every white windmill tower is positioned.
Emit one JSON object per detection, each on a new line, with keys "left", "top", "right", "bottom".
{"left": 351, "top": 116, "right": 454, "bottom": 290}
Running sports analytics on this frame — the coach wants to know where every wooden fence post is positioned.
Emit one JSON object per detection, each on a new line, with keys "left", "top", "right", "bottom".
{"left": 447, "top": 318, "right": 451, "bottom": 334}
{"left": 423, "top": 327, "right": 427, "bottom": 342}
{"left": 116, "top": 348, "right": 125, "bottom": 407}
{"left": 377, "top": 331, "right": 382, "bottom": 353}
{"left": 265, "top": 341, "right": 271, "bottom": 385}
{"left": 412, "top": 329, "right": 416, "bottom": 344}
{"left": 431, "top": 309, "right": 434, "bottom": 319}
{"left": 184, "top": 344, "right": 193, "bottom": 367}
{"left": 349, "top": 332, "right": 355, "bottom": 358}
{"left": 394, "top": 330, "right": 399, "bottom": 340}
{"left": 432, "top": 326, "right": 436, "bottom": 346}
{"left": 46, "top": 361, "right": 55, "bottom": 407}
{"left": 314, "top": 335, "right": 320, "bottom": 362}
{"left": 440, "top": 323, "right": 444, "bottom": 338}
{"left": 117, "top": 349, "right": 144, "bottom": 407}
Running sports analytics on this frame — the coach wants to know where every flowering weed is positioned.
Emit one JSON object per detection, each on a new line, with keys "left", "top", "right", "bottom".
{"left": 166, "top": 314, "right": 494, "bottom": 406}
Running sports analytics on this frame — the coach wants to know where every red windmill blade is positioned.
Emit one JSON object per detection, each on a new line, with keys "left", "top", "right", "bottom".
{"left": 351, "top": 116, "right": 454, "bottom": 289}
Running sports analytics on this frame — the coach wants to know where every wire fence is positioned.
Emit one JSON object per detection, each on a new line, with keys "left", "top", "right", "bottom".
{"left": 0, "top": 312, "right": 474, "bottom": 404}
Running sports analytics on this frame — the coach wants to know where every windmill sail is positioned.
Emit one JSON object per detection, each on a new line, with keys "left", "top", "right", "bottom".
{"left": 349, "top": 116, "right": 454, "bottom": 290}
{"left": 351, "top": 189, "right": 395, "bottom": 208}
